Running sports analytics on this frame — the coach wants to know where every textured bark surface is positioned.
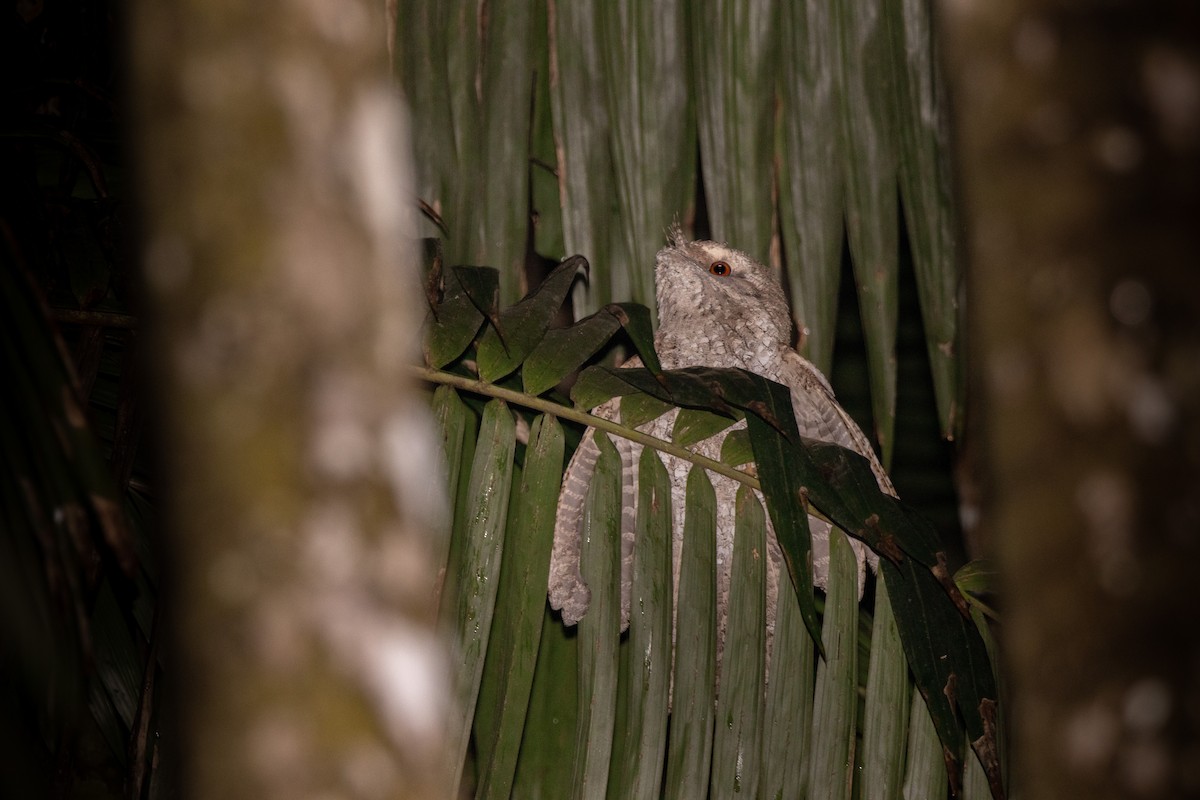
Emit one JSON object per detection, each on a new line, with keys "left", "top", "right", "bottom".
{"left": 129, "top": 2, "right": 450, "bottom": 798}
{"left": 942, "top": 2, "right": 1200, "bottom": 798}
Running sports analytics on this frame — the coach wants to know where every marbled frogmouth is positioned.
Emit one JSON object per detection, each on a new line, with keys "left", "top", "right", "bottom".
{"left": 548, "top": 227, "right": 894, "bottom": 663}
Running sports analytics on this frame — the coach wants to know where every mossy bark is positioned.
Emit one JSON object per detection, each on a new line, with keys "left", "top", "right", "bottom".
{"left": 943, "top": 3, "right": 1200, "bottom": 798}
{"left": 129, "top": 2, "right": 450, "bottom": 798}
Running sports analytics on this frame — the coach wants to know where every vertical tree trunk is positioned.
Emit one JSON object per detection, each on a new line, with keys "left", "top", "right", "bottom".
{"left": 129, "top": 2, "right": 450, "bottom": 798}
{"left": 942, "top": 3, "right": 1200, "bottom": 798}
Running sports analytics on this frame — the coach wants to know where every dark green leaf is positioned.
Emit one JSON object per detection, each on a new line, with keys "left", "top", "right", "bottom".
{"left": 834, "top": 0, "right": 900, "bottom": 466}
{"left": 430, "top": 385, "right": 470, "bottom": 587}
{"left": 550, "top": 1, "right": 626, "bottom": 319}
{"left": 710, "top": 486, "right": 766, "bottom": 798}
{"left": 779, "top": 0, "right": 844, "bottom": 373}
{"left": 424, "top": 265, "right": 493, "bottom": 368}
{"left": 523, "top": 309, "right": 624, "bottom": 397}
{"left": 802, "top": 440, "right": 940, "bottom": 566}
{"left": 806, "top": 530, "right": 859, "bottom": 800}
{"left": 889, "top": 0, "right": 962, "bottom": 439}
{"left": 882, "top": 555, "right": 1003, "bottom": 799}
{"left": 477, "top": 256, "right": 587, "bottom": 382}
{"left": 476, "top": 1, "right": 536, "bottom": 306}
{"left": 530, "top": 1, "right": 566, "bottom": 259}
{"left": 902, "top": 689, "right": 949, "bottom": 799}
{"left": 719, "top": 428, "right": 754, "bottom": 467}
{"left": 392, "top": 2, "right": 457, "bottom": 242}
{"left": 691, "top": 0, "right": 777, "bottom": 263}
{"left": 760, "top": 559, "right": 816, "bottom": 800}
{"left": 520, "top": 302, "right": 652, "bottom": 395}
{"left": 571, "top": 364, "right": 655, "bottom": 411}
{"left": 612, "top": 303, "right": 661, "bottom": 374}
{"left": 474, "top": 415, "right": 565, "bottom": 800}
{"left": 452, "top": 265, "right": 502, "bottom": 325}
{"left": 609, "top": 448, "right": 673, "bottom": 799}
{"left": 619, "top": 392, "right": 674, "bottom": 429}
{"left": 598, "top": 0, "right": 696, "bottom": 322}
{"left": 571, "top": 431, "right": 622, "bottom": 799}
{"left": 671, "top": 408, "right": 738, "bottom": 447}
{"left": 444, "top": 399, "right": 517, "bottom": 793}
{"left": 512, "top": 608, "right": 579, "bottom": 797}
{"left": 860, "top": 572, "right": 911, "bottom": 798}
{"left": 663, "top": 467, "right": 717, "bottom": 800}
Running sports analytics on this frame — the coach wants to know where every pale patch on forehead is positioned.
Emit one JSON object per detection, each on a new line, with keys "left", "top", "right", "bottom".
{"left": 695, "top": 241, "right": 740, "bottom": 263}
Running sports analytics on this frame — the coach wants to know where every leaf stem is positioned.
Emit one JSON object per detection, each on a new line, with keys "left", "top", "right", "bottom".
{"left": 410, "top": 365, "right": 762, "bottom": 491}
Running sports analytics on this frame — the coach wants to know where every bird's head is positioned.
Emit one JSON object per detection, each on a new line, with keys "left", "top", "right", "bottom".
{"left": 654, "top": 226, "right": 793, "bottom": 358}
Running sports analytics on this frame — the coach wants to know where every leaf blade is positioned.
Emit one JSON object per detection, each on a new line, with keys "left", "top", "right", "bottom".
{"left": 570, "top": 431, "right": 623, "bottom": 799}
{"left": 474, "top": 415, "right": 565, "bottom": 800}
{"left": 710, "top": 486, "right": 767, "bottom": 799}
{"left": 663, "top": 467, "right": 717, "bottom": 800}
{"left": 443, "top": 399, "right": 517, "bottom": 793}
{"left": 609, "top": 447, "right": 673, "bottom": 799}
{"left": 806, "top": 529, "right": 859, "bottom": 800}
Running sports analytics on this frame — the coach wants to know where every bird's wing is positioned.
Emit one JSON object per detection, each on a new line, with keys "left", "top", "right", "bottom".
{"left": 779, "top": 350, "right": 891, "bottom": 591}
{"left": 548, "top": 356, "right": 644, "bottom": 628}
{"left": 780, "top": 350, "right": 896, "bottom": 496}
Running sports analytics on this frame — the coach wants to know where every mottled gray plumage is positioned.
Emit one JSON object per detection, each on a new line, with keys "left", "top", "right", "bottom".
{"left": 548, "top": 228, "right": 895, "bottom": 664}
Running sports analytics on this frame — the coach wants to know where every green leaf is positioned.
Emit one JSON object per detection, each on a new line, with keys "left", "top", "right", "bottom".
{"left": 711, "top": 486, "right": 767, "bottom": 798}
{"left": 881, "top": 554, "right": 1004, "bottom": 797}
{"left": 523, "top": 309, "right": 624, "bottom": 397}
{"left": 663, "top": 467, "right": 717, "bottom": 800}
{"left": 860, "top": 572, "right": 911, "bottom": 799}
{"left": 969, "top": 606, "right": 1008, "bottom": 799}
{"left": 392, "top": 2, "right": 457, "bottom": 242}
{"left": 571, "top": 431, "right": 622, "bottom": 799}
{"left": 778, "top": 0, "right": 844, "bottom": 373}
{"left": 671, "top": 408, "right": 739, "bottom": 448}
{"left": 475, "top": 0, "right": 536, "bottom": 306}
{"left": 889, "top": 0, "right": 962, "bottom": 439}
{"left": 530, "top": 0, "right": 565, "bottom": 260}
{"left": 615, "top": 303, "right": 662, "bottom": 374}
{"left": 598, "top": 0, "right": 696, "bottom": 323}
{"left": 424, "top": 265, "right": 493, "bottom": 368}
{"left": 760, "top": 559, "right": 816, "bottom": 800}
{"left": 430, "top": 385, "right": 470, "bottom": 587}
{"left": 719, "top": 428, "right": 754, "bottom": 467}
{"left": 807, "top": 530, "right": 859, "bottom": 800}
{"left": 571, "top": 364, "right": 661, "bottom": 412}
{"left": 441, "top": 391, "right": 477, "bottom": 623}
{"left": 444, "top": 399, "right": 517, "bottom": 793}
{"left": 955, "top": 559, "right": 998, "bottom": 598}
{"left": 802, "top": 439, "right": 940, "bottom": 566}
{"left": 474, "top": 415, "right": 565, "bottom": 800}
{"left": 512, "top": 608, "right": 578, "bottom": 798}
{"left": 608, "top": 447, "right": 673, "bottom": 799}
{"left": 522, "top": 302, "right": 654, "bottom": 396}
{"left": 477, "top": 256, "right": 587, "bottom": 382}
{"left": 691, "top": 0, "right": 778, "bottom": 263}
{"left": 901, "top": 689, "right": 948, "bottom": 800}
{"left": 619, "top": 391, "right": 675, "bottom": 429}
{"left": 834, "top": 0, "right": 900, "bottom": 466}
{"left": 453, "top": 265, "right": 503, "bottom": 324}
{"left": 549, "top": 0, "right": 626, "bottom": 319}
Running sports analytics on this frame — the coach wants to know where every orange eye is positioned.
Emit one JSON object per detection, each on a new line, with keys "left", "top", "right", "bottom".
{"left": 709, "top": 260, "right": 732, "bottom": 277}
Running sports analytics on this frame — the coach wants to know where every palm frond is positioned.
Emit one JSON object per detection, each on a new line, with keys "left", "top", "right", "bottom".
{"left": 420, "top": 262, "right": 1006, "bottom": 799}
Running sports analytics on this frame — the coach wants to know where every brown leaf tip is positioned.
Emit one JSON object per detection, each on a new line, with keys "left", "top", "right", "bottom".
{"left": 934, "top": 551, "right": 972, "bottom": 616}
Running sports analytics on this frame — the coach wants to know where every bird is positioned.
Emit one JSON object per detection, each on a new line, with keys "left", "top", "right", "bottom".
{"left": 547, "top": 226, "right": 895, "bottom": 666}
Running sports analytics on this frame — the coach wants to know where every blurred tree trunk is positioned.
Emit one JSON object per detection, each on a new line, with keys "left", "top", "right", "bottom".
{"left": 129, "top": 2, "right": 450, "bottom": 798}
{"left": 942, "top": 2, "right": 1200, "bottom": 798}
